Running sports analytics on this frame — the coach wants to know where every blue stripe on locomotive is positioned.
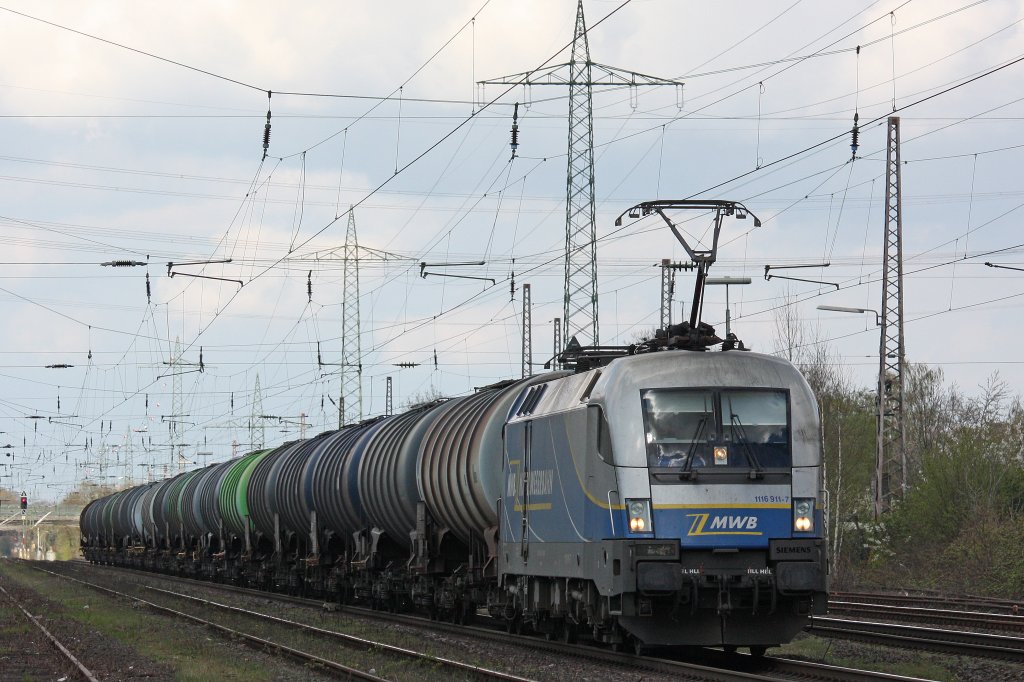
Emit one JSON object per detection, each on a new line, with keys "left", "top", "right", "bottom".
{"left": 503, "top": 408, "right": 617, "bottom": 543}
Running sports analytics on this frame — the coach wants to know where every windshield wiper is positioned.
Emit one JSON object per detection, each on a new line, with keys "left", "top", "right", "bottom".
{"left": 679, "top": 415, "right": 707, "bottom": 480}
{"left": 729, "top": 411, "right": 764, "bottom": 480}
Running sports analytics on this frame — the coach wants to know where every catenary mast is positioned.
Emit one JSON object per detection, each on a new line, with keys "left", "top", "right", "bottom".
{"left": 340, "top": 208, "right": 362, "bottom": 426}
{"left": 876, "top": 116, "right": 907, "bottom": 518}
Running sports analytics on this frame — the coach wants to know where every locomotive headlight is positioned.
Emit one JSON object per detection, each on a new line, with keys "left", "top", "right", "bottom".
{"left": 627, "top": 499, "right": 653, "bottom": 534}
{"left": 793, "top": 498, "right": 815, "bottom": 533}
{"left": 713, "top": 446, "right": 728, "bottom": 465}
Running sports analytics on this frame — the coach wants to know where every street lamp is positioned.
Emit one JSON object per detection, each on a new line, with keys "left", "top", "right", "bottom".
{"left": 816, "top": 304, "right": 880, "bottom": 326}
{"left": 705, "top": 277, "right": 752, "bottom": 337}
{"left": 817, "top": 304, "right": 890, "bottom": 519}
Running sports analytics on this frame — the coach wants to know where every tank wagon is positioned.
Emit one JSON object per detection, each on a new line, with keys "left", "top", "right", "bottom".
{"left": 81, "top": 349, "right": 827, "bottom": 653}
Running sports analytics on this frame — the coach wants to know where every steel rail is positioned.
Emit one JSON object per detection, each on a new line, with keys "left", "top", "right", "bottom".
{"left": 829, "top": 600, "right": 1024, "bottom": 632}
{"left": 0, "top": 581, "right": 100, "bottom": 682}
{"left": 832, "top": 591, "right": 1022, "bottom": 614}
{"left": 811, "top": 616, "right": 1024, "bottom": 663}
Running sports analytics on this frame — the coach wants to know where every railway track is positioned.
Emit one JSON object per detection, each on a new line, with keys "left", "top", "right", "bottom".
{"left": 831, "top": 590, "right": 1022, "bottom": 615}
{"left": 828, "top": 599, "right": 1024, "bottom": 633}
{"left": 0, "top": 578, "right": 100, "bottom": 681}
{"left": 32, "top": 563, "right": 526, "bottom": 681}
{"left": 811, "top": 616, "right": 1024, "bottom": 663}
{"left": 52, "top": 561, "right": 932, "bottom": 682}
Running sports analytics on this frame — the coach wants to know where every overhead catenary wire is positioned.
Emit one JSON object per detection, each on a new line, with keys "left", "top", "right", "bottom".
{"left": 6, "top": 1, "right": 638, "bottom": 466}
{"left": 8, "top": 1, "right": 1024, "bottom": 493}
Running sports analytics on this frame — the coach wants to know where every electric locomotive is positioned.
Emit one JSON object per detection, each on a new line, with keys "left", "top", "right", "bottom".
{"left": 496, "top": 347, "right": 827, "bottom": 652}
{"left": 491, "top": 199, "right": 827, "bottom": 652}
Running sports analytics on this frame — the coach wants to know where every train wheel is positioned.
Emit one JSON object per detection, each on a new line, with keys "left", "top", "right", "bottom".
{"left": 561, "top": 623, "right": 577, "bottom": 644}
{"left": 749, "top": 646, "right": 766, "bottom": 658}
{"left": 723, "top": 645, "right": 737, "bottom": 655}
{"left": 632, "top": 637, "right": 646, "bottom": 656}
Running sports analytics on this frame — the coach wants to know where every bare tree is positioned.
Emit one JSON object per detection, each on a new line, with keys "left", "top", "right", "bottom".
{"left": 771, "top": 288, "right": 804, "bottom": 363}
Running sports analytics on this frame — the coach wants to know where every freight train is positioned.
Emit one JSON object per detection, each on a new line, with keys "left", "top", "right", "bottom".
{"left": 80, "top": 345, "right": 827, "bottom": 654}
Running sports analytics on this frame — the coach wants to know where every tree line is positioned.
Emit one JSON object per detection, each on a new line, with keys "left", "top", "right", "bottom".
{"left": 776, "top": 307, "right": 1024, "bottom": 598}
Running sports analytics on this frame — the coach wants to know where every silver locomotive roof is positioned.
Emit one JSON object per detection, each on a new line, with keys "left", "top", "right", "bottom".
{"left": 509, "top": 350, "right": 821, "bottom": 468}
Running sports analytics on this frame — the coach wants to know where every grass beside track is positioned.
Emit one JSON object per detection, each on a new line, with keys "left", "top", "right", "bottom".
{"left": 777, "top": 633, "right": 950, "bottom": 680}
{"left": 33, "top": 561, "right": 542, "bottom": 681}
{"left": 0, "top": 560, "right": 311, "bottom": 681}
{"left": 773, "top": 631, "right": 1023, "bottom": 681}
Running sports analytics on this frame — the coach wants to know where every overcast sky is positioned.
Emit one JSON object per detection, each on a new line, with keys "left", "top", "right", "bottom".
{"left": 2, "top": 0, "right": 1023, "bottom": 500}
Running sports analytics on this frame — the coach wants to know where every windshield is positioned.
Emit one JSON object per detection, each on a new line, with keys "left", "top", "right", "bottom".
{"left": 641, "top": 388, "right": 791, "bottom": 471}
{"left": 641, "top": 390, "right": 714, "bottom": 468}
{"left": 721, "top": 390, "right": 790, "bottom": 468}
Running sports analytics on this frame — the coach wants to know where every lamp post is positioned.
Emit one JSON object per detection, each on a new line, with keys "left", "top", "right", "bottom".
{"left": 817, "top": 304, "right": 889, "bottom": 519}
{"left": 705, "top": 277, "right": 752, "bottom": 337}
{"left": 816, "top": 305, "right": 880, "bottom": 326}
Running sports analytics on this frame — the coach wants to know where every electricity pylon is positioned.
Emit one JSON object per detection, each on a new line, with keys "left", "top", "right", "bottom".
{"left": 340, "top": 208, "right": 362, "bottom": 426}
{"left": 171, "top": 337, "right": 183, "bottom": 473}
{"left": 876, "top": 116, "right": 907, "bottom": 518}
{"left": 162, "top": 336, "right": 203, "bottom": 474}
{"left": 250, "top": 374, "right": 264, "bottom": 450}
{"left": 480, "top": 0, "right": 684, "bottom": 347}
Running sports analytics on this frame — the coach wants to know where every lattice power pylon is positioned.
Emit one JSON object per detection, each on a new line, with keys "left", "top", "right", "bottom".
{"left": 250, "top": 374, "right": 264, "bottom": 450}
{"left": 170, "top": 337, "right": 183, "bottom": 472}
{"left": 480, "top": 0, "right": 684, "bottom": 347}
{"left": 340, "top": 208, "right": 363, "bottom": 427}
{"left": 163, "top": 336, "right": 202, "bottom": 473}
{"left": 563, "top": 4, "right": 599, "bottom": 347}
{"left": 876, "top": 116, "right": 907, "bottom": 518}
{"left": 522, "top": 283, "right": 532, "bottom": 378}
